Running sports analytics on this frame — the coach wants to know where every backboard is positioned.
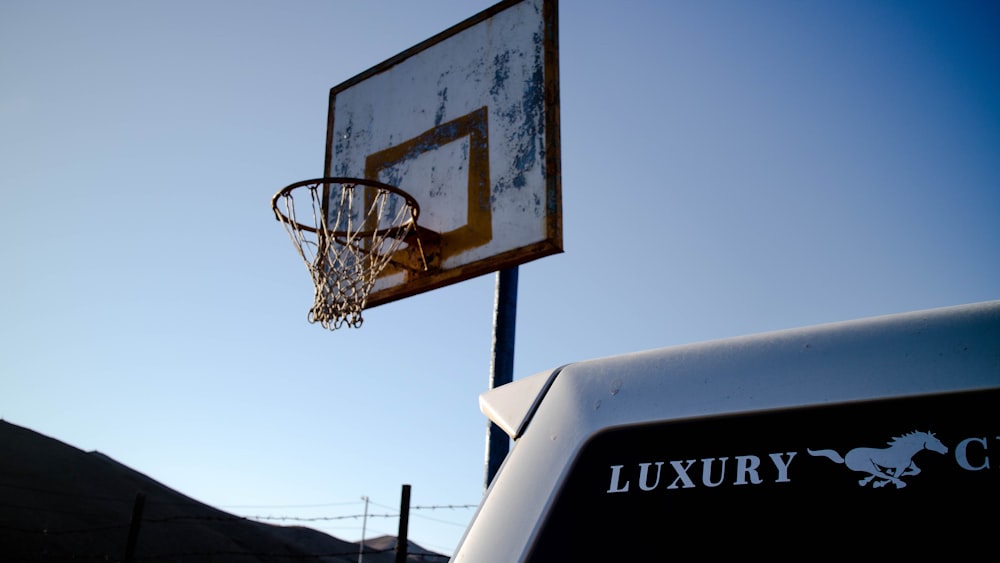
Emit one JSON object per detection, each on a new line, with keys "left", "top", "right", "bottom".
{"left": 325, "top": 0, "right": 561, "bottom": 308}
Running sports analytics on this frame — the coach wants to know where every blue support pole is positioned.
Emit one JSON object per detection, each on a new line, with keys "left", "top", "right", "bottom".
{"left": 486, "top": 266, "right": 518, "bottom": 488}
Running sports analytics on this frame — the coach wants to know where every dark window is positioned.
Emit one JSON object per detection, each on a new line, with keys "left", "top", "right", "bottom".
{"left": 527, "top": 388, "right": 998, "bottom": 560}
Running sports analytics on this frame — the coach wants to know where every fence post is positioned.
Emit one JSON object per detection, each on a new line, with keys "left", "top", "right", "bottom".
{"left": 395, "top": 484, "right": 411, "bottom": 563}
{"left": 123, "top": 491, "right": 146, "bottom": 563}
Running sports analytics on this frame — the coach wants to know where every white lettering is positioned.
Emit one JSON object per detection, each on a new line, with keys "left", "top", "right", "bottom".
{"left": 607, "top": 451, "right": 799, "bottom": 495}
{"left": 955, "top": 437, "right": 990, "bottom": 471}
{"left": 769, "top": 452, "right": 797, "bottom": 483}
{"left": 607, "top": 464, "right": 630, "bottom": 493}
{"left": 733, "top": 455, "right": 762, "bottom": 485}
{"left": 667, "top": 459, "right": 697, "bottom": 489}
{"left": 638, "top": 462, "right": 664, "bottom": 491}
{"left": 701, "top": 457, "right": 728, "bottom": 487}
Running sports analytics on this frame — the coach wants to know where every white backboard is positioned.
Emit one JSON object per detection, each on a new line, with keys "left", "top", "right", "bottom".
{"left": 325, "top": 0, "right": 561, "bottom": 308}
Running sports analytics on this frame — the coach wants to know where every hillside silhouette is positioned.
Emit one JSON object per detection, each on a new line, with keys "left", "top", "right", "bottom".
{"left": 0, "top": 420, "right": 446, "bottom": 562}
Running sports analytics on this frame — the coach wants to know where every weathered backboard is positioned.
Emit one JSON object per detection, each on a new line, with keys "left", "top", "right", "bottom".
{"left": 325, "top": 0, "right": 561, "bottom": 308}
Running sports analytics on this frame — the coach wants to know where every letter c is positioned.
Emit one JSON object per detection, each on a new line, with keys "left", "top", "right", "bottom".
{"left": 955, "top": 437, "right": 989, "bottom": 471}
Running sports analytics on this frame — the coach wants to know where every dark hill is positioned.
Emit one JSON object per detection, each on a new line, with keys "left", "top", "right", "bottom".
{"left": 0, "top": 420, "right": 446, "bottom": 562}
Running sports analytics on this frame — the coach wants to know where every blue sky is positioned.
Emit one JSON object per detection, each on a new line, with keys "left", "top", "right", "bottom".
{"left": 2, "top": 0, "right": 998, "bottom": 556}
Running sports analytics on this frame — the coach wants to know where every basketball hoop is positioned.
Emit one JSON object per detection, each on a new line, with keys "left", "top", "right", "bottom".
{"left": 272, "top": 178, "right": 429, "bottom": 329}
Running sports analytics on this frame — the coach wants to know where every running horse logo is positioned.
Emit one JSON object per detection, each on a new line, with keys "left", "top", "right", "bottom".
{"left": 807, "top": 431, "right": 948, "bottom": 489}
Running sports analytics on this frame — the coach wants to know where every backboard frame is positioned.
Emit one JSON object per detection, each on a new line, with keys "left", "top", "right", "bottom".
{"left": 324, "top": 0, "right": 562, "bottom": 309}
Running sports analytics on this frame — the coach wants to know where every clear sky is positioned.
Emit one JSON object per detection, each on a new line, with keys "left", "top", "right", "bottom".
{"left": 2, "top": 0, "right": 998, "bottom": 556}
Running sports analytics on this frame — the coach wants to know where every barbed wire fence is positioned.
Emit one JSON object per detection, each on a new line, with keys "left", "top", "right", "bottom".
{"left": 0, "top": 481, "right": 477, "bottom": 562}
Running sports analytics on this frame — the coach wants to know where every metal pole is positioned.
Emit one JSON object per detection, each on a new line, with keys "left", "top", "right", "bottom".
{"left": 358, "top": 495, "right": 369, "bottom": 563}
{"left": 394, "top": 484, "right": 411, "bottom": 563}
{"left": 486, "top": 266, "right": 518, "bottom": 488}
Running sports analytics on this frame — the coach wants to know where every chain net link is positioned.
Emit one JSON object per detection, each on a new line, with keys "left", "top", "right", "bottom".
{"left": 274, "top": 180, "right": 417, "bottom": 329}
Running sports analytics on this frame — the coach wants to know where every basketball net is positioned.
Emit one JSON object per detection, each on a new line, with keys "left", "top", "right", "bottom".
{"left": 273, "top": 180, "right": 417, "bottom": 329}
